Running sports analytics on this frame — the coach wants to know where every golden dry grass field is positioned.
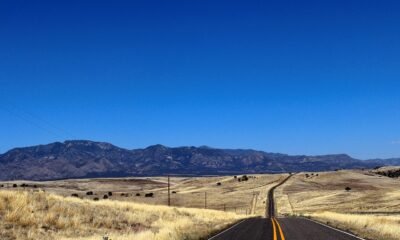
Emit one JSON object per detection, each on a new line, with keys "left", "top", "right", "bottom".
{"left": 274, "top": 169, "right": 400, "bottom": 240}
{"left": 1, "top": 170, "right": 400, "bottom": 240}
{"left": 0, "top": 190, "right": 243, "bottom": 240}
{"left": 0, "top": 173, "right": 287, "bottom": 239}
{"left": 0, "top": 174, "right": 286, "bottom": 216}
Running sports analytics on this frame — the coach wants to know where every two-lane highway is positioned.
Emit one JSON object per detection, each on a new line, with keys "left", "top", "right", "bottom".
{"left": 267, "top": 174, "right": 292, "bottom": 218}
{"left": 209, "top": 174, "right": 365, "bottom": 240}
{"left": 209, "top": 218, "right": 273, "bottom": 240}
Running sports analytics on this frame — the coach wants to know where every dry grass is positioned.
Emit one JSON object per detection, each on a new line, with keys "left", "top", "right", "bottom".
{"left": 275, "top": 170, "right": 400, "bottom": 215}
{"left": 274, "top": 170, "right": 400, "bottom": 240}
{"left": 0, "top": 190, "right": 243, "bottom": 240}
{"left": 0, "top": 174, "right": 287, "bottom": 239}
{"left": 1, "top": 174, "right": 285, "bottom": 217}
{"left": 307, "top": 212, "right": 400, "bottom": 240}
{"left": 152, "top": 174, "right": 287, "bottom": 216}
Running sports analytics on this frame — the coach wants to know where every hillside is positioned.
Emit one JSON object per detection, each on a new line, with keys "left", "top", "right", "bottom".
{"left": 0, "top": 140, "right": 399, "bottom": 180}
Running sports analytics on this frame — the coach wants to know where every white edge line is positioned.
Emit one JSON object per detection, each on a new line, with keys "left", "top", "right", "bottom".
{"left": 208, "top": 219, "right": 249, "bottom": 240}
{"left": 298, "top": 217, "right": 367, "bottom": 240}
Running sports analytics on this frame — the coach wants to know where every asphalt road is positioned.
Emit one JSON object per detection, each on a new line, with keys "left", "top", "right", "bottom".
{"left": 209, "top": 174, "right": 365, "bottom": 240}
{"left": 209, "top": 218, "right": 273, "bottom": 240}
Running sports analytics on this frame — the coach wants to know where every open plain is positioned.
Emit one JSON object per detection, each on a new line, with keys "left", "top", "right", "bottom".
{"left": 0, "top": 173, "right": 285, "bottom": 216}
{"left": 0, "top": 169, "right": 399, "bottom": 239}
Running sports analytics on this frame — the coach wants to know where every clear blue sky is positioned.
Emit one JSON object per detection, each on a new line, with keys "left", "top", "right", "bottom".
{"left": 1, "top": 0, "right": 400, "bottom": 159}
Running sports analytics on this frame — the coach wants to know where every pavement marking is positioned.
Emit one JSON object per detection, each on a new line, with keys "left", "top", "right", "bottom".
{"left": 208, "top": 219, "right": 248, "bottom": 240}
{"left": 274, "top": 218, "right": 285, "bottom": 240}
{"left": 300, "top": 217, "right": 367, "bottom": 240}
{"left": 271, "top": 218, "right": 277, "bottom": 240}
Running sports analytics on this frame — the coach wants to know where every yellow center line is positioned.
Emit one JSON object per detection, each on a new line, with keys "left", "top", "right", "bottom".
{"left": 271, "top": 218, "right": 277, "bottom": 240}
{"left": 274, "top": 218, "right": 286, "bottom": 240}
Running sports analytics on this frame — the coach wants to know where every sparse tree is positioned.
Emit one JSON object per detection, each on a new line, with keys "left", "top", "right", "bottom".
{"left": 145, "top": 193, "right": 154, "bottom": 197}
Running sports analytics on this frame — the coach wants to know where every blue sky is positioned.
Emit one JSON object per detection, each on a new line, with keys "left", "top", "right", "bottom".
{"left": 1, "top": 0, "right": 400, "bottom": 159}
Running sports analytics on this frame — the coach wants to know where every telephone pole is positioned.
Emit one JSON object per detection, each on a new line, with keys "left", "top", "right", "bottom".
{"left": 204, "top": 192, "right": 207, "bottom": 209}
{"left": 167, "top": 175, "right": 171, "bottom": 206}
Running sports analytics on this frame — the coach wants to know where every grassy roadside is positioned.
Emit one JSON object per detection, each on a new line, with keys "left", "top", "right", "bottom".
{"left": 0, "top": 190, "right": 244, "bottom": 240}
{"left": 306, "top": 212, "right": 400, "bottom": 240}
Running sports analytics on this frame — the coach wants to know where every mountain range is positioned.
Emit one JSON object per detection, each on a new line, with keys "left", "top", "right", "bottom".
{"left": 0, "top": 140, "right": 399, "bottom": 181}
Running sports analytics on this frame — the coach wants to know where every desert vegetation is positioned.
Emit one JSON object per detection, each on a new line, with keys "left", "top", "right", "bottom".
{"left": 0, "top": 190, "right": 243, "bottom": 240}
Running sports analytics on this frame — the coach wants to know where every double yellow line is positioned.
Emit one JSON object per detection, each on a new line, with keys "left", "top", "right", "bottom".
{"left": 271, "top": 217, "right": 285, "bottom": 240}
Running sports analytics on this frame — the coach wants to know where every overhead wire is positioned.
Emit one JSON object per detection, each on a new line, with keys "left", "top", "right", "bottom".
{"left": 0, "top": 97, "right": 76, "bottom": 139}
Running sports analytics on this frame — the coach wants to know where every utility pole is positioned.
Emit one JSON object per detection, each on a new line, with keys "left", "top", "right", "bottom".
{"left": 167, "top": 175, "right": 171, "bottom": 207}
{"left": 251, "top": 191, "right": 259, "bottom": 215}
{"left": 204, "top": 192, "right": 207, "bottom": 209}
{"left": 255, "top": 192, "right": 259, "bottom": 205}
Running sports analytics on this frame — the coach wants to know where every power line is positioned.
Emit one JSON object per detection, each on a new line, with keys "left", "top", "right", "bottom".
{"left": 0, "top": 104, "right": 63, "bottom": 138}
{"left": 0, "top": 97, "right": 76, "bottom": 139}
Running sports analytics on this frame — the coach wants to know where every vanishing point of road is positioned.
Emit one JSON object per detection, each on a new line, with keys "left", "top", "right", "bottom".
{"left": 209, "top": 174, "right": 365, "bottom": 240}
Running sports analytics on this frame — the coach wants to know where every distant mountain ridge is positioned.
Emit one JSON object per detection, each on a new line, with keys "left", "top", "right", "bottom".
{"left": 0, "top": 140, "right": 399, "bottom": 181}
